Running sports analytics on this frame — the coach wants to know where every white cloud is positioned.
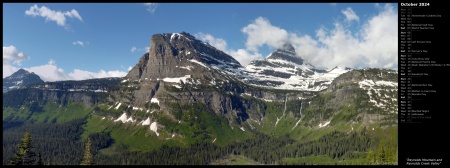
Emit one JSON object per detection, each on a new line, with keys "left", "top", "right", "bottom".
{"left": 25, "top": 59, "right": 69, "bottom": 81}
{"left": 131, "top": 47, "right": 137, "bottom": 53}
{"left": 25, "top": 4, "right": 83, "bottom": 27}
{"left": 72, "top": 40, "right": 87, "bottom": 46}
{"left": 24, "top": 59, "right": 127, "bottom": 81}
{"left": 67, "top": 69, "right": 127, "bottom": 81}
{"left": 128, "top": 66, "right": 133, "bottom": 71}
{"left": 358, "top": 4, "right": 398, "bottom": 69}
{"left": 228, "top": 49, "right": 263, "bottom": 66}
{"left": 3, "top": 45, "right": 29, "bottom": 66}
{"left": 330, "top": 3, "right": 337, "bottom": 6}
{"left": 3, "top": 45, "right": 30, "bottom": 77}
{"left": 235, "top": 4, "right": 397, "bottom": 70}
{"left": 130, "top": 46, "right": 149, "bottom": 53}
{"left": 3, "top": 57, "right": 128, "bottom": 81}
{"left": 241, "top": 17, "right": 289, "bottom": 52}
{"left": 144, "top": 3, "right": 158, "bottom": 14}
{"left": 195, "top": 33, "right": 228, "bottom": 51}
{"left": 342, "top": 7, "right": 359, "bottom": 22}
{"left": 64, "top": 9, "right": 82, "bottom": 21}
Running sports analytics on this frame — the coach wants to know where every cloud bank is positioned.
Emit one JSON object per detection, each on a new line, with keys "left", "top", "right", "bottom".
{"left": 196, "top": 4, "right": 397, "bottom": 70}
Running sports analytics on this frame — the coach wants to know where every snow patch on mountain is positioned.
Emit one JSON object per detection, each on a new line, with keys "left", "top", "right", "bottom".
{"left": 150, "top": 122, "right": 159, "bottom": 136}
{"left": 142, "top": 117, "right": 151, "bottom": 126}
{"left": 114, "top": 103, "right": 122, "bottom": 110}
{"left": 126, "top": 116, "right": 135, "bottom": 123}
{"left": 163, "top": 75, "right": 191, "bottom": 83}
{"left": 240, "top": 127, "right": 245, "bottom": 131}
{"left": 319, "top": 121, "right": 331, "bottom": 128}
{"left": 170, "top": 33, "right": 181, "bottom": 43}
{"left": 151, "top": 98, "right": 160, "bottom": 106}
{"left": 114, "top": 113, "right": 128, "bottom": 123}
{"left": 178, "top": 65, "right": 193, "bottom": 71}
{"left": 188, "top": 59, "right": 209, "bottom": 69}
{"left": 359, "top": 79, "right": 398, "bottom": 113}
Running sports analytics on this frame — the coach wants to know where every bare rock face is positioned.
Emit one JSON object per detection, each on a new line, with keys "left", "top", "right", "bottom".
{"left": 126, "top": 32, "right": 241, "bottom": 81}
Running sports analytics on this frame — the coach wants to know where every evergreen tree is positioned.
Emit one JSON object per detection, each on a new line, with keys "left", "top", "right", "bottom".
{"left": 81, "top": 138, "right": 94, "bottom": 165}
{"left": 376, "top": 139, "right": 386, "bottom": 164}
{"left": 37, "top": 153, "right": 44, "bottom": 165}
{"left": 365, "top": 149, "right": 374, "bottom": 165}
{"left": 9, "top": 131, "right": 37, "bottom": 165}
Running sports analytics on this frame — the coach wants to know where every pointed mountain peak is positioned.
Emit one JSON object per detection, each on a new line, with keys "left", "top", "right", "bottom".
{"left": 3, "top": 69, "right": 44, "bottom": 93}
{"left": 278, "top": 42, "right": 295, "bottom": 53}
{"left": 126, "top": 32, "right": 241, "bottom": 81}
{"left": 266, "top": 42, "right": 304, "bottom": 65}
{"left": 268, "top": 42, "right": 297, "bottom": 59}
{"left": 11, "top": 68, "right": 30, "bottom": 76}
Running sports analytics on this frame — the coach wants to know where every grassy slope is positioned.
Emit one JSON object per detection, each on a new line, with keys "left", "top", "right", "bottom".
{"left": 81, "top": 102, "right": 253, "bottom": 154}
{"left": 3, "top": 101, "right": 91, "bottom": 124}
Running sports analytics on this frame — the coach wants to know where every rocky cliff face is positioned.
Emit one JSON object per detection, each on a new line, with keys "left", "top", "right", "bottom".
{"left": 126, "top": 32, "right": 241, "bottom": 82}
{"left": 3, "top": 78, "right": 121, "bottom": 108}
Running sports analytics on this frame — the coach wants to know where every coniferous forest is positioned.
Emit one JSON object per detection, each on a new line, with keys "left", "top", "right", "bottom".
{"left": 3, "top": 118, "right": 396, "bottom": 165}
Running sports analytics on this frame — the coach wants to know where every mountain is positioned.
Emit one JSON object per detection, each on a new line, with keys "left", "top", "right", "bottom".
{"left": 2, "top": 32, "right": 398, "bottom": 165}
{"left": 102, "top": 33, "right": 319, "bottom": 129}
{"left": 126, "top": 32, "right": 241, "bottom": 82}
{"left": 3, "top": 69, "right": 44, "bottom": 93}
{"left": 243, "top": 42, "right": 351, "bottom": 91}
{"left": 299, "top": 68, "right": 398, "bottom": 128}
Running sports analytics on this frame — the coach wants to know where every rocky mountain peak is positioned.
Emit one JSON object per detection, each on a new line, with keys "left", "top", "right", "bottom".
{"left": 125, "top": 32, "right": 242, "bottom": 82}
{"left": 11, "top": 68, "right": 31, "bottom": 76}
{"left": 3, "top": 69, "right": 44, "bottom": 93}
{"left": 267, "top": 42, "right": 303, "bottom": 66}
{"left": 243, "top": 41, "right": 351, "bottom": 91}
{"left": 279, "top": 42, "right": 295, "bottom": 53}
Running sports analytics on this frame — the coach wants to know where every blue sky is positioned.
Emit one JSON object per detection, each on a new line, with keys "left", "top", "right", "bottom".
{"left": 3, "top": 3, "right": 398, "bottom": 81}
